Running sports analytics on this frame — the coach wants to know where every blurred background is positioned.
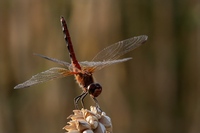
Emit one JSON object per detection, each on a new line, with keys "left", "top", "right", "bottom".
{"left": 0, "top": 0, "right": 200, "bottom": 133}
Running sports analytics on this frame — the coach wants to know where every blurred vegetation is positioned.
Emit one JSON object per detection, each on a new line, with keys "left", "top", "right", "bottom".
{"left": 0, "top": 0, "right": 200, "bottom": 133}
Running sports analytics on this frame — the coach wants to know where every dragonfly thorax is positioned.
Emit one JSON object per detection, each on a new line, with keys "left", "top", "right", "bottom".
{"left": 75, "top": 73, "right": 94, "bottom": 90}
{"left": 87, "top": 83, "right": 102, "bottom": 98}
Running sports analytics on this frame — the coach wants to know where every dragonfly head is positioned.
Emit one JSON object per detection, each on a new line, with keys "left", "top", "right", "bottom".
{"left": 87, "top": 83, "right": 102, "bottom": 98}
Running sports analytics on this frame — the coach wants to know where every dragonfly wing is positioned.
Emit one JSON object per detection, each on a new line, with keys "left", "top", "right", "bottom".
{"left": 34, "top": 53, "right": 71, "bottom": 67}
{"left": 79, "top": 57, "right": 132, "bottom": 72}
{"left": 92, "top": 35, "right": 148, "bottom": 62}
{"left": 14, "top": 67, "right": 73, "bottom": 89}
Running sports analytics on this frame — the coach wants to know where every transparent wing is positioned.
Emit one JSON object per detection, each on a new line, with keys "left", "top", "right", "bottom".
{"left": 34, "top": 53, "right": 71, "bottom": 67}
{"left": 92, "top": 35, "right": 148, "bottom": 62}
{"left": 14, "top": 67, "right": 73, "bottom": 89}
{"left": 79, "top": 57, "right": 132, "bottom": 72}
{"left": 80, "top": 35, "right": 148, "bottom": 72}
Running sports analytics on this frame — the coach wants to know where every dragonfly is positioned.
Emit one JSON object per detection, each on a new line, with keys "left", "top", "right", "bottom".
{"left": 14, "top": 16, "right": 148, "bottom": 109}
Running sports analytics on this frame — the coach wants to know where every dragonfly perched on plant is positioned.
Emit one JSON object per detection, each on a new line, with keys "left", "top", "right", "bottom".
{"left": 14, "top": 17, "right": 148, "bottom": 109}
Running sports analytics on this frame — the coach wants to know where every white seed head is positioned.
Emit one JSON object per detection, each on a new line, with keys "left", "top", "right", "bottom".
{"left": 63, "top": 106, "right": 113, "bottom": 133}
{"left": 83, "top": 129, "right": 94, "bottom": 133}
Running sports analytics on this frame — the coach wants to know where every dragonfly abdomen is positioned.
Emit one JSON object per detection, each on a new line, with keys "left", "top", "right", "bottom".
{"left": 60, "top": 17, "right": 81, "bottom": 70}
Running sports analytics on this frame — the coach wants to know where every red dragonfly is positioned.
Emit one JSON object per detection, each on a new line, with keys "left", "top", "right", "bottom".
{"left": 14, "top": 17, "right": 148, "bottom": 108}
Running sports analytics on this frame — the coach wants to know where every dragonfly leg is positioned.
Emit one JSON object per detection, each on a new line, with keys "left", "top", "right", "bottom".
{"left": 80, "top": 92, "right": 88, "bottom": 108}
{"left": 74, "top": 92, "right": 87, "bottom": 109}
{"left": 92, "top": 97, "right": 102, "bottom": 111}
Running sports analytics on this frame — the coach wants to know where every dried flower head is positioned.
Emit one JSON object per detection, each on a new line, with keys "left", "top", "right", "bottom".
{"left": 63, "top": 106, "right": 112, "bottom": 133}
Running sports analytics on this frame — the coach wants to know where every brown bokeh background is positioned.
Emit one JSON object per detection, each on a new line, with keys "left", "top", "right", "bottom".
{"left": 1, "top": 0, "right": 200, "bottom": 133}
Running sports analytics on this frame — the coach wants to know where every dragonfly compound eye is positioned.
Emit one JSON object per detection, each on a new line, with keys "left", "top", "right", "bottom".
{"left": 87, "top": 83, "right": 102, "bottom": 98}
